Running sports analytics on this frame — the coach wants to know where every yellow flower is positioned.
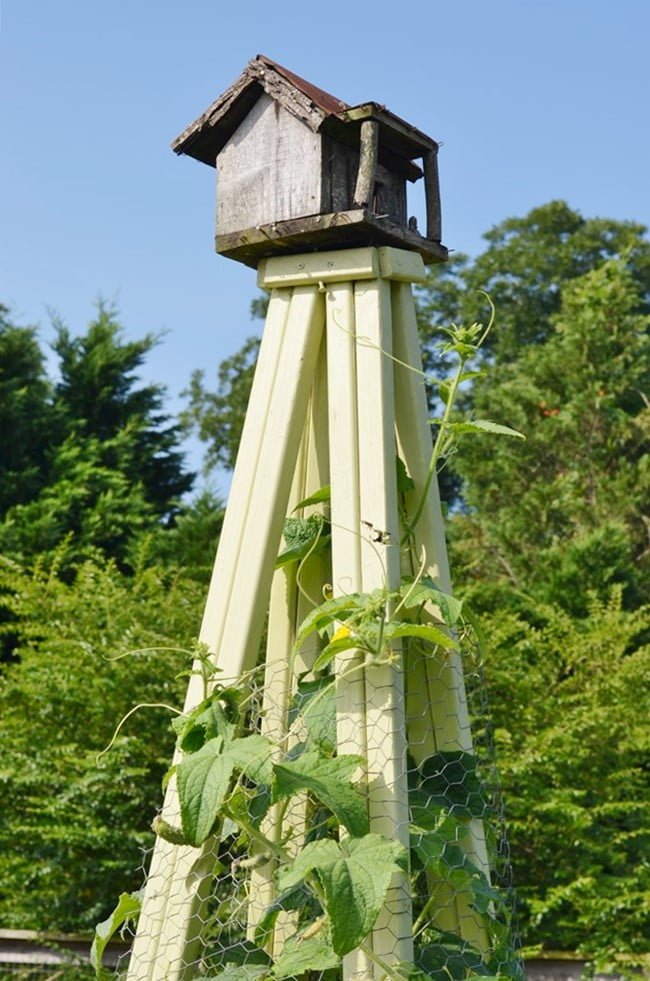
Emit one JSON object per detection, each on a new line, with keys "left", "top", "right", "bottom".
{"left": 331, "top": 625, "right": 351, "bottom": 643}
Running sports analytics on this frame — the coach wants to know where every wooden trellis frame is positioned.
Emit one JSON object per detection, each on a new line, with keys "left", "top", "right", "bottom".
{"left": 127, "top": 246, "right": 490, "bottom": 981}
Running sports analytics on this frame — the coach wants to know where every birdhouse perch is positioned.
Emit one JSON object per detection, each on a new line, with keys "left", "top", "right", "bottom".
{"left": 172, "top": 55, "right": 448, "bottom": 267}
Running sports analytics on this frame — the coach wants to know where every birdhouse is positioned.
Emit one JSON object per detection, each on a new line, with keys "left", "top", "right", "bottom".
{"left": 172, "top": 55, "right": 448, "bottom": 268}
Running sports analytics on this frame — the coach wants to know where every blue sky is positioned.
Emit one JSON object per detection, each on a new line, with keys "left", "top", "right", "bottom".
{"left": 1, "top": 0, "right": 649, "bottom": 490}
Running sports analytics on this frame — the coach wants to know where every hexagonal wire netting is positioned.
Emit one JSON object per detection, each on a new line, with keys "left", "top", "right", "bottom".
{"left": 106, "top": 594, "right": 522, "bottom": 981}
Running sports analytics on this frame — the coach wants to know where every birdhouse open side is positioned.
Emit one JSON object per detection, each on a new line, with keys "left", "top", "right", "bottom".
{"left": 172, "top": 55, "right": 448, "bottom": 268}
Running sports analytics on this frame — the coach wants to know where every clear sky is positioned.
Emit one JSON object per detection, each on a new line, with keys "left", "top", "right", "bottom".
{"left": 1, "top": 0, "right": 649, "bottom": 490}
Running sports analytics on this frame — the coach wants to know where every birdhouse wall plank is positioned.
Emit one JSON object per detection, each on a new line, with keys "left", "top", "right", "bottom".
{"left": 217, "top": 93, "right": 322, "bottom": 236}
{"left": 374, "top": 160, "right": 407, "bottom": 226}
{"left": 320, "top": 133, "right": 357, "bottom": 214}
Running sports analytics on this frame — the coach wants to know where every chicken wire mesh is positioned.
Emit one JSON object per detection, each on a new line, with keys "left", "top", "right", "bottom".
{"left": 101, "top": 554, "right": 522, "bottom": 981}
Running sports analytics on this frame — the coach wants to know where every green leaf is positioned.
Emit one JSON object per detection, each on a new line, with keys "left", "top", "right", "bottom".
{"left": 288, "top": 677, "right": 336, "bottom": 753}
{"left": 177, "top": 736, "right": 234, "bottom": 846}
{"left": 438, "top": 380, "right": 452, "bottom": 406}
{"left": 391, "top": 965, "right": 432, "bottom": 981}
{"left": 409, "top": 788, "right": 447, "bottom": 829}
{"left": 228, "top": 782, "right": 271, "bottom": 831}
{"left": 200, "top": 938, "right": 272, "bottom": 980}
{"left": 203, "top": 966, "right": 270, "bottom": 981}
{"left": 417, "top": 751, "right": 490, "bottom": 819}
{"left": 276, "top": 514, "right": 327, "bottom": 567}
{"left": 277, "top": 834, "right": 407, "bottom": 955}
{"left": 383, "top": 620, "right": 457, "bottom": 650}
{"left": 177, "top": 734, "right": 273, "bottom": 846}
{"left": 254, "top": 882, "right": 311, "bottom": 949}
{"left": 445, "top": 419, "right": 525, "bottom": 439}
{"left": 293, "top": 485, "right": 331, "bottom": 510}
{"left": 227, "top": 733, "right": 274, "bottom": 785}
{"left": 312, "top": 632, "right": 364, "bottom": 671}
{"left": 411, "top": 827, "right": 503, "bottom": 915}
{"left": 415, "top": 936, "right": 492, "bottom": 980}
{"left": 409, "top": 817, "right": 464, "bottom": 861}
{"left": 294, "top": 593, "right": 366, "bottom": 652}
{"left": 396, "top": 456, "right": 415, "bottom": 493}
{"left": 272, "top": 752, "right": 368, "bottom": 837}
{"left": 271, "top": 932, "right": 339, "bottom": 978}
{"left": 277, "top": 838, "right": 340, "bottom": 891}
{"left": 91, "top": 891, "right": 141, "bottom": 978}
{"left": 172, "top": 695, "right": 234, "bottom": 753}
{"left": 458, "top": 370, "right": 485, "bottom": 384}
{"left": 399, "top": 576, "right": 464, "bottom": 627}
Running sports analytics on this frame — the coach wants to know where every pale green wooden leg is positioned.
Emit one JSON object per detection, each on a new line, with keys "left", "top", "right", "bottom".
{"left": 392, "top": 279, "right": 491, "bottom": 949}
{"left": 127, "top": 285, "right": 325, "bottom": 981}
{"left": 326, "top": 280, "right": 373, "bottom": 981}
{"left": 354, "top": 278, "right": 413, "bottom": 973}
{"left": 326, "top": 270, "right": 413, "bottom": 978}
{"left": 246, "top": 340, "right": 331, "bottom": 953}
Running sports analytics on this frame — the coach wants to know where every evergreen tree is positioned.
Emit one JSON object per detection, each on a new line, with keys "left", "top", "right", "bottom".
{"left": 53, "top": 303, "right": 194, "bottom": 519}
{"left": 450, "top": 259, "right": 650, "bottom": 613}
{"left": 0, "top": 303, "right": 195, "bottom": 565}
{"left": 0, "top": 306, "right": 60, "bottom": 511}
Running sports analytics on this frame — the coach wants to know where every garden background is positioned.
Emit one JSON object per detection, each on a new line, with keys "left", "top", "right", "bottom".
{"left": 1, "top": 1, "right": 648, "bottom": 975}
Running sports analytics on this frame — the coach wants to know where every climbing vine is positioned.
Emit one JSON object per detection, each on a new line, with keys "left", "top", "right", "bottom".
{"left": 94, "top": 308, "right": 525, "bottom": 980}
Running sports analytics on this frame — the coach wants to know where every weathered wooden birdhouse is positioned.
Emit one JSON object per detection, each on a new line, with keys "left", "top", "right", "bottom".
{"left": 172, "top": 55, "right": 448, "bottom": 268}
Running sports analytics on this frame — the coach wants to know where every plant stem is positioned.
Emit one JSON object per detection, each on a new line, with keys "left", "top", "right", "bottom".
{"left": 412, "top": 890, "right": 439, "bottom": 938}
{"left": 222, "top": 805, "right": 288, "bottom": 864}
{"left": 403, "top": 354, "right": 468, "bottom": 541}
{"left": 358, "top": 941, "right": 413, "bottom": 981}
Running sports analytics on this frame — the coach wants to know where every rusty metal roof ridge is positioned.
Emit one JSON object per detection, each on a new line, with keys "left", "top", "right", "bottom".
{"left": 254, "top": 54, "right": 349, "bottom": 117}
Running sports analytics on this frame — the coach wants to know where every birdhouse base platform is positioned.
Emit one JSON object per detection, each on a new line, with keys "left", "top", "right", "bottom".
{"left": 216, "top": 208, "right": 448, "bottom": 268}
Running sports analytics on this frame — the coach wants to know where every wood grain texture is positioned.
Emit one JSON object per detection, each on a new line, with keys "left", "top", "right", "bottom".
{"left": 217, "top": 93, "right": 322, "bottom": 236}
{"left": 217, "top": 209, "right": 448, "bottom": 268}
{"left": 391, "top": 281, "right": 491, "bottom": 952}
{"left": 353, "top": 119, "right": 379, "bottom": 207}
{"left": 423, "top": 147, "right": 442, "bottom": 243}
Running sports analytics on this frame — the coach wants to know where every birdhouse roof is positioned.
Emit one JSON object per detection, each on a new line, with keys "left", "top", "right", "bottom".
{"left": 172, "top": 55, "right": 438, "bottom": 180}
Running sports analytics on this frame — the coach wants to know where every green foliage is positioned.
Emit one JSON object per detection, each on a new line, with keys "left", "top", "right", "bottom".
{"left": 142, "top": 487, "right": 226, "bottom": 584}
{"left": 415, "top": 207, "right": 650, "bottom": 967}
{"left": 275, "top": 513, "right": 329, "bottom": 569}
{"left": 0, "top": 302, "right": 195, "bottom": 567}
{"left": 96, "top": 312, "right": 523, "bottom": 981}
{"left": 414, "top": 201, "right": 650, "bottom": 507}
{"left": 452, "top": 258, "right": 650, "bottom": 613}
{"left": 53, "top": 303, "right": 193, "bottom": 517}
{"left": 0, "top": 301, "right": 219, "bottom": 937}
{"left": 277, "top": 834, "right": 407, "bottom": 956}
{"left": 272, "top": 753, "right": 369, "bottom": 839}
{"left": 415, "top": 200, "right": 650, "bottom": 363}
{"left": 91, "top": 891, "right": 141, "bottom": 978}
{"left": 0, "top": 305, "right": 61, "bottom": 511}
{"left": 182, "top": 336, "right": 261, "bottom": 472}
{"left": 481, "top": 589, "right": 650, "bottom": 964}
{"left": 0, "top": 432, "right": 156, "bottom": 565}
{"left": 0, "top": 548, "right": 203, "bottom": 930}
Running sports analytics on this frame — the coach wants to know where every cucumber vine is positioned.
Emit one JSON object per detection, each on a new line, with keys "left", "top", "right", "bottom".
{"left": 94, "top": 310, "right": 525, "bottom": 981}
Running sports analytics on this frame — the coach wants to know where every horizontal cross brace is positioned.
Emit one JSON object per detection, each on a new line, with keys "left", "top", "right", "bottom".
{"left": 257, "top": 245, "right": 426, "bottom": 289}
